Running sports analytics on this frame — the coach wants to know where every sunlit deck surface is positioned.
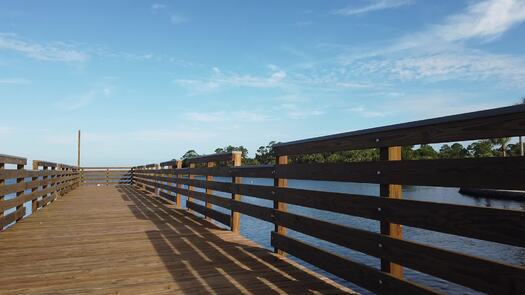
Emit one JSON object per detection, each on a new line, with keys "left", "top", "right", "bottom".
{"left": 0, "top": 185, "right": 352, "bottom": 295}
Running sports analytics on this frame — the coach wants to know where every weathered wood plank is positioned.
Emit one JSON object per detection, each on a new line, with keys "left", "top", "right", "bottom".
{"left": 275, "top": 157, "right": 525, "bottom": 190}
{"left": 271, "top": 232, "right": 439, "bottom": 295}
{"left": 274, "top": 211, "right": 525, "bottom": 295}
{"left": 273, "top": 104, "right": 525, "bottom": 155}
{"left": 186, "top": 201, "right": 231, "bottom": 226}
{"left": 0, "top": 154, "right": 27, "bottom": 165}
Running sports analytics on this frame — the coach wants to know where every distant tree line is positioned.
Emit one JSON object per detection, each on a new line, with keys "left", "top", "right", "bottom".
{"left": 178, "top": 138, "right": 523, "bottom": 166}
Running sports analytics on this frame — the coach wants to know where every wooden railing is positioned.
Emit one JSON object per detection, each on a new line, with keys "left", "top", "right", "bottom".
{"left": 0, "top": 155, "right": 79, "bottom": 230}
{"left": 131, "top": 104, "right": 525, "bottom": 295}
{"left": 80, "top": 166, "right": 132, "bottom": 185}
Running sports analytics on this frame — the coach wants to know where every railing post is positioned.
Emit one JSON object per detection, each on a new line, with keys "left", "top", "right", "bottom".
{"left": 15, "top": 163, "right": 25, "bottom": 222}
{"left": 31, "top": 161, "right": 39, "bottom": 213}
{"left": 205, "top": 161, "right": 215, "bottom": 221}
{"left": 188, "top": 162, "right": 195, "bottom": 212}
{"left": 155, "top": 164, "right": 160, "bottom": 196}
{"left": 231, "top": 152, "right": 242, "bottom": 232}
{"left": 175, "top": 160, "right": 182, "bottom": 208}
{"left": 273, "top": 155, "right": 288, "bottom": 255}
{"left": 106, "top": 168, "right": 109, "bottom": 186}
{"left": 379, "top": 146, "right": 403, "bottom": 278}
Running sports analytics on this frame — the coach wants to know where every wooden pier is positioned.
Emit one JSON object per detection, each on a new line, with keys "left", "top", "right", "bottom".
{"left": 0, "top": 185, "right": 350, "bottom": 294}
{"left": 2, "top": 104, "right": 525, "bottom": 294}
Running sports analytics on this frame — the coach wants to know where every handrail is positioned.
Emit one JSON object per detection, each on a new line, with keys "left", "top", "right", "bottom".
{"left": 79, "top": 166, "right": 132, "bottom": 186}
{"left": 273, "top": 104, "right": 525, "bottom": 155}
{"left": 0, "top": 155, "right": 79, "bottom": 230}
{"left": 131, "top": 105, "right": 525, "bottom": 294}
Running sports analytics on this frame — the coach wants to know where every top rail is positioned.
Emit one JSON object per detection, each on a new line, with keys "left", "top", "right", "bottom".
{"left": 274, "top": 104, "right": 525, "bottom": 155}
{"left": 185, "top": 151, "right": 241, "bottom": 164}
{"left": 0, "top": 154, "right": 27, "bottom": 165}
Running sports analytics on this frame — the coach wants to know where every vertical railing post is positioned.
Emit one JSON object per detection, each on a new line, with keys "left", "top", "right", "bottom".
{"left": 106, "top": 168, "right": 109, "bottom": 186}
{"left": 16, "top": 163, "right": 24, "bottom": 222}
{"left": 156, "top": 164, "right": 161, "bottom": 196}
{"left": 175, "top": 160, "right": 182, "bottom": 208}
{"left": 50, "top": 166, "right": 56, "bottom": 199}
{"left": 273, "top": 155, "right": 288, "bottom": 255}
{"left": 205, "top": 161, "right": 215, "bottom": 221}
{"left": 31, "top": 161, "right": 39, "bottom": 214}
{"left": 0, "top": 162, "right": 4, "bottom": 229}
{"left": 231, "top": 152, "right": 242, "bottom": 232}
{"left": 188, "top": 162, "right": 195, "bottom": 212}
{"left": 379, "top": 146, "right": 403, "bottom": 278}
{"left": 41, "top": 165, "right": 48, "bottom": 205}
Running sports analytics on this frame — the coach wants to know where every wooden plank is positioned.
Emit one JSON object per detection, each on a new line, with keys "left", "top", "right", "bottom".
{"left": 274, "top": 104, "right": 525, "bottom": 156}
{"left": 37, "top": 192, "right": 58, "bottom": 208}
{"left": 231, "top": 152, "right": 242, "bottom": 232}
{"left": 0, "top": 169, "right": 77, "bottom": 180}
{"left": 274, "top": 211, "right": 525, "bottom": 295}
{"left": 186, "top": 201, "right": 231, "bottom": 226}
{"left": 379, "top": 146, "right": 403, "bottom": 277}
{"left": 185, "top": 151, "right": 242, "bottom": 164}
{"left": 274, "top": 155, "right": 288, "bottom": 255}
{"left": 0, "top": 206, "right": 26, "bottom": 228}
{"left": 0, "top": 173, "right": 79, "bottom": 195}
{"left": 271, "top": 232, "right": 438, "bottom": 295}
{"left": 205, "top": 161, "right": 215, "bottom": 220}
{"left": 34, "top": 160, "right": 58, "bottom": 168}
{"left": 0, "top": 154, "right": 27, "bottom": 165}
{"left": 271, "top": 186, "right": 525, "bottom": 247}
{"left": 275, "top": 157, "right": 525, "bottom": 190}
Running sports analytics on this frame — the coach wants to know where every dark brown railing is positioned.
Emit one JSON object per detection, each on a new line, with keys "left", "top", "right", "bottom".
{"left": 132, "top": 104, "right": 525, "bottom": 295}
{"left": 0, "top": 156, "right": 79, "bottom": 229}
{"left": 79, "top": 166, "right": 132, "bottom": 185}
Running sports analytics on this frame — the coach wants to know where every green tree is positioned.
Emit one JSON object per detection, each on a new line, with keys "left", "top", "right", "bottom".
{"left": 255, "top": 141, "right": 277, "bottom": 164}
{"left": 215, "top": 145, "right": 249, "bottom": 160}
{"left": 413, "top": 144, "right": 438, "bottom": 159}
{"left": 181, "top": 149, "right": 199, "bottom": 161}
{"left": 467, "top": 140, "right": 494, "bottom": 158}
{"left": 439, "top": 143, "right": 468, "bottom": 159}
{"left": 489, "top": 138, "right": 511, "bottom": 157}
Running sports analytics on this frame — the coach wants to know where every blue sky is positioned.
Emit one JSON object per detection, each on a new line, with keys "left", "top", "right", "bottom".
{"left": 1, "top": 0, "right": 525, "bottom": 166}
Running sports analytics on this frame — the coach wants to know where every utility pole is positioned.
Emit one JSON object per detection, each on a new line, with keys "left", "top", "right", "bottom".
{"left": 77, "top": 130, "right": 81, "bottom": 167}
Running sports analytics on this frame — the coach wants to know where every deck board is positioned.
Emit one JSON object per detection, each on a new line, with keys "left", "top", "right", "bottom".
{"left": 0, "top": 185, "right": 353, "bottom": 294}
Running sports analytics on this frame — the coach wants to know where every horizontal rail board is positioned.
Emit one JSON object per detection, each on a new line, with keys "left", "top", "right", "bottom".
{"left": 271, "top": 232, "right": 438, "bottom": 295}
{"left": 37, "top": 193, "right": 57, "bottom": 208}
{"left": 0, "top": 206, "right": 25, "bottom": 228}
{"left": 186, "top": 201, "right": 231, "bottom": 226}
{"left": 0, "top": 179, "right": 77, "bottom": 211}
{"left": 185, "top": 152, "right": 241, "bottom": 164}
{"left": 0, "top": 169, "right": 78, "bottom": 180}
{"left": 0, "top": 154, "right": 27, "bottom": 165}
{"left": 274, "top": 104, "right": 525, "bottom": 155}
{"left": 134, "top": 174, "right": 525, "bottom": 247}
{"left": 0, "top": 174, "right": 79, "bottom": 196}
{"left": 133, "top": 165, "right": 274, "bottom": 178}
{"left": 274, "top": 211, "right": 525, "bottom": 294}
{"left": 275, "top": 157, "right": 525, "bottom": 190}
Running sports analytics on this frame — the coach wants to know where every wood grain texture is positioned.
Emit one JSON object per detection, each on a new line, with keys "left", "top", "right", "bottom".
{"left": 0, "top": 185, "right": 351, "bottom": 295}
{"left": 273, "top": 104, "right": 525, "bottom": 155}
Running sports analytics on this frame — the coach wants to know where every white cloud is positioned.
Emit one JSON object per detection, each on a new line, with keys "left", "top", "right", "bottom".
{"left": 278, "top": 103, "right": 324, "bottom": 119}
{"left": 174, "top": 67, "right": 288, "bottom": 94}
{"left": 333, "top": 0, "right": 413, "bottom": 16}
{"left": 151, "top": 3, "right": 166, "bottom": 12}
{"left": 0, "top": 78, "right": 29, "bottom": 84}
{"left": 0, "top": 33, "right": 88, "bottom": 62}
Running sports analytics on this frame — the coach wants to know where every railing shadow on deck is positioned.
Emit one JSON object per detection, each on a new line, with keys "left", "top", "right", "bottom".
{"left": 116, "top": 185, "right": 352, "bottom": 294}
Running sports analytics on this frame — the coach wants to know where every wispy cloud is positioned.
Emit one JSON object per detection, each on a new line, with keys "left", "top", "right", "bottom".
{"left": 278, "top": 103, "right": 325, "bottom": 119}
{"left": 174, "top": 66, "right": 288, "bottom": 94}
{"left": 331, "top": 0, "right": 525, "bottom": 87}
{"left": 0, "top": 33, "right": 88, "bottom": 62}
{"left": 0, "top": 78, "right": 29, "bottom": 84}
{"left": 150, "top": 3, "right": 188, "bottom": 24}
{"left": 395, "top": 0, "right": 525, "bottom": 49}
{"left": 333, "top": 0, "right": 413, "bottom": 16}
{"left": 55, "top": 87, "right": 112, "bottom": 111}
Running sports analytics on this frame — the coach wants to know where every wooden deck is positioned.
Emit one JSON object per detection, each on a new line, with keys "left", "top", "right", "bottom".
{"left": 0, "top": 185, "right": 352, "bottom": 295}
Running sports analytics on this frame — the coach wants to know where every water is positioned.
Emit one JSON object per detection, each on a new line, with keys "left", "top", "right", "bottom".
{"left": 187, "top": 177, "right": 525, "bottom": 295}
{"left": 4, "top": 178, "right": 525, "bottom": 294}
